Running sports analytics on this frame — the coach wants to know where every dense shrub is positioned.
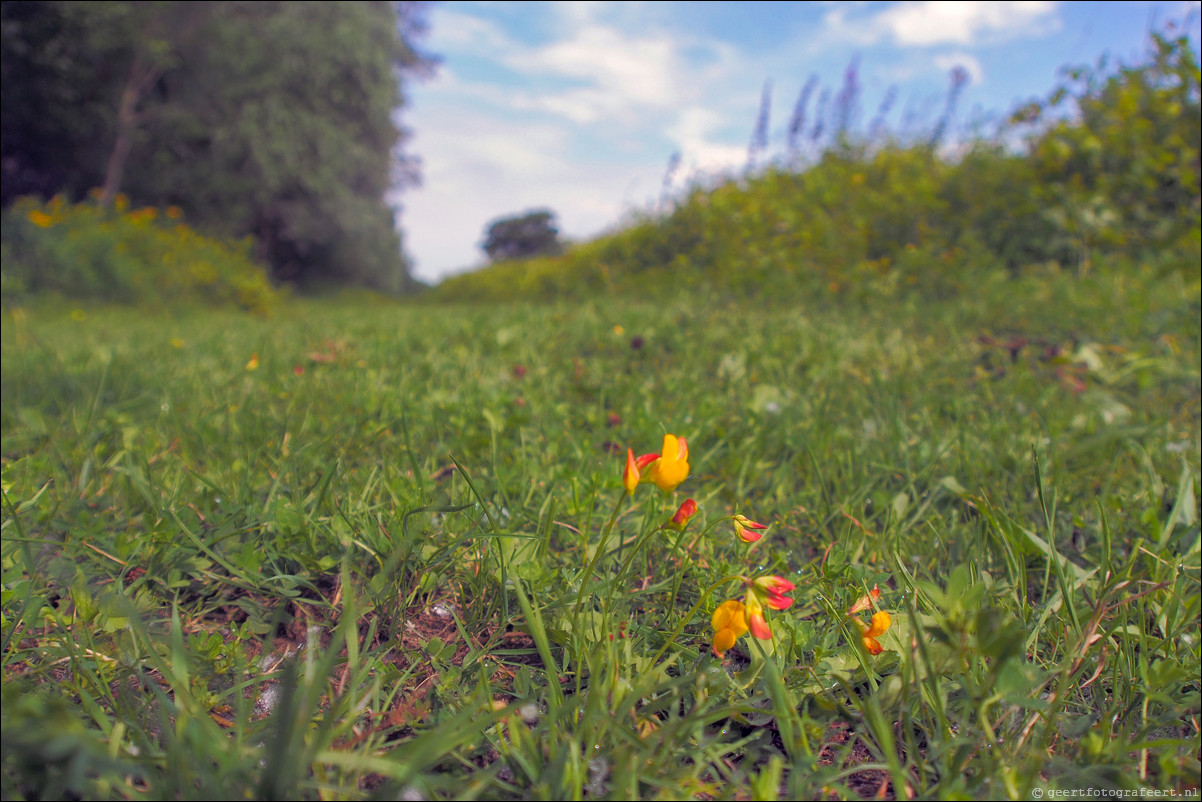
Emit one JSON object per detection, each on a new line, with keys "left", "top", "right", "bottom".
{"left": 2, "top": 194, "right": 278, "bottom": 314}
{"left": 1015, "top": 30, "right": 1201, "bottom": 271}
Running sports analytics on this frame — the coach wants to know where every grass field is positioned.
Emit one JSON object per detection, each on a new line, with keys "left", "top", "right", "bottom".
{"left": 2, "top": 266, "right": 1199, "bottom": 799}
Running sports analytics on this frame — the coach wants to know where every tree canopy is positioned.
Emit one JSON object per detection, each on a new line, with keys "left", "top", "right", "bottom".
{"left": 481, "top": 209, "right": 563, "bottom": 263}
{"left": 1, "top": 0, "right": 434, "bottom": 293}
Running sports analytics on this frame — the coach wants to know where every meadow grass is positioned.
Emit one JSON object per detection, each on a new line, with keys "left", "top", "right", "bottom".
{"left": 2, "top": 267, "right": 1199, "bottom": 799}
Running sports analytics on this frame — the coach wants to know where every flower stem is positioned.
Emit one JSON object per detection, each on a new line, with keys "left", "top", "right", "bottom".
{"left": 649, "top": 574, "right": 743, "bottom": 666}
{"left": 605, "top": 521, "right": 662, "bottom": 613}
{"left": 571, "top": 491, "right": 627, "bottom": 627}
{"left": 665, "top": 517, "right": 723, "bottom": 611}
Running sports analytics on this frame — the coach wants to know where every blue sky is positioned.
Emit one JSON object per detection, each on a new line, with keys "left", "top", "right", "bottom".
{"left": 401, "top": 1, "right": 1201, "bottom": 283}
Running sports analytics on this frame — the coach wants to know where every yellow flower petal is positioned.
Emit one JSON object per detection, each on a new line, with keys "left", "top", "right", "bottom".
{"left": 711, "top": 599, "right": 748, "bottom": 636}
{"left": 648, "top": 433, "right": 689, "bottom": 492}
{"left": 865, "top": 611, "right": 891, "bottom": 639}
{"left": 710, "top": 599, "right": 750, "bottom": 657}
{"left": 711, "top": 628, "right": 737, "bottom": 657}
{"left": 853, "top": 611, "right": 892, "bottom": 655}
{"left": 622, "top": 448, "right": 640, "bottom": 495}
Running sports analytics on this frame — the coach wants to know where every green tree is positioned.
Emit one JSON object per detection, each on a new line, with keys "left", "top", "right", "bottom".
{"left": 2, "top": 1, "right": 435, "bottom": 293}
{"left": 0, "top": 1, "right": 110, "bottom": 203}
{"left": 62, "top": 2, "right": 211, "bottom": 208}
{"left": 482, "top": 209, "right": 563, "bottom": 262}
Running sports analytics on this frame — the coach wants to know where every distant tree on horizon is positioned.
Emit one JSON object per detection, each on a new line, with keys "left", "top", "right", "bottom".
{"left": 481, "top": 209, "right": 563, "bottom": 262}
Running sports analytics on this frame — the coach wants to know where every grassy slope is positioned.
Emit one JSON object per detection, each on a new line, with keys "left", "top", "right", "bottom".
{"left": 2, "top": 266, "right": 1199, "bottom": 798}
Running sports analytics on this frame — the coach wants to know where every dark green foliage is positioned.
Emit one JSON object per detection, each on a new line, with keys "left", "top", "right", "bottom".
{"left": 1, "top": 1, "right": 433, "bottom": 293}
{"left": 130, "top": 1, "right": 428, "bottom": 292}
{"left": 0, "top": 1, "right": 110, "bottom": 203}
{"left": 482, "top": 209, "right": 564, "bottom": 262}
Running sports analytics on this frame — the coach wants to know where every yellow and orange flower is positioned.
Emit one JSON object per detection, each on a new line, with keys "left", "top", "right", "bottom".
{"left": 622, "top": 448, "right": 641, "bottom": 494}
{"left": 745, "top": 594, "right": 772, "bottom": 640}
{"left": 27, "top": 209, "right": 55, "bottom": 228}
{"left": 710, "top": 599, "right": 749, "bottom": 657}
{"left": 752, "top": 575, "right": 796, "bottom": 610}
{"left": 853, "top": 611, "right": 892, "bottom": 655}
{"left": 622, "top": 448, "right": 658, "bottom": 495}
{"left": 622, "top": 434, "right": 689, "bottom": 494}
{"left": 711, "top": 575, "right": 795, "bottom": 657}
{"left": 642, "top": 434, "right": 689, "bottom": 492}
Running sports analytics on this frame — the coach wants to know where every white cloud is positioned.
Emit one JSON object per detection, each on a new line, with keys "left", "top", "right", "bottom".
{"left": 492, "top": 18, "right": 699, "bottom": 126}
{"left": 530, "top": 30, "right": 677, "bottom": 103}
{"left": 667, "top": 107, "right": 747, "bottom": 174}
{"left": 823, "top": 1, "right": 1061, "bottom": 48}
{"left": 501, "top": 5, "right": 752, "bottom": 168}
{"left": 402, "top": 100, "right": 658, "bottom": 282}
{"left": 934, "top": 52, "right": 985, "bottom": 84}
{"left": 402, "top": 2, "right": 763, "bottom": 280}
{"left": 402, "top": 99, "right": 568, "bottom": 260}
{"left": 426, "top": 7, "right": 515, "bottom": 52}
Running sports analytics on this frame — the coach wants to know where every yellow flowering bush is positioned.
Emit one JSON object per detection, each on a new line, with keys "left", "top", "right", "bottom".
{"left": 2, "top": 195, "right": 278, "bottom": 314}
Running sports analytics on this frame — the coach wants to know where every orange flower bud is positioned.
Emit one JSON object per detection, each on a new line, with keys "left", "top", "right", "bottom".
{"left": 752, "top": 575, "right": 796, "bottom": 610}
{"left": 847, "top": 584, "right": 882, "bottom": 616}
{"left": 667, "top": 498, "right": 698, "bottom": 531}
{"left": 733, "top": 514, "right": 768, "bottom": 543}
{"left": 622, "top": 448, "right": 640, "bottom": 495}
{"left": 746, "top": 595, "right": 772, "bottom": 640}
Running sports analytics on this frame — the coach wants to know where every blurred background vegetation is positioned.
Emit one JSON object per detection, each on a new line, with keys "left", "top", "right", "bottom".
{"left": 437, "top": 25, "right": 1199, "bottom": 304}
{"left": 1, "top": 0, "right": 433, "bottom": 301}
{"left": 0, "top": 4, "right": 1198, "bottom": 309}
